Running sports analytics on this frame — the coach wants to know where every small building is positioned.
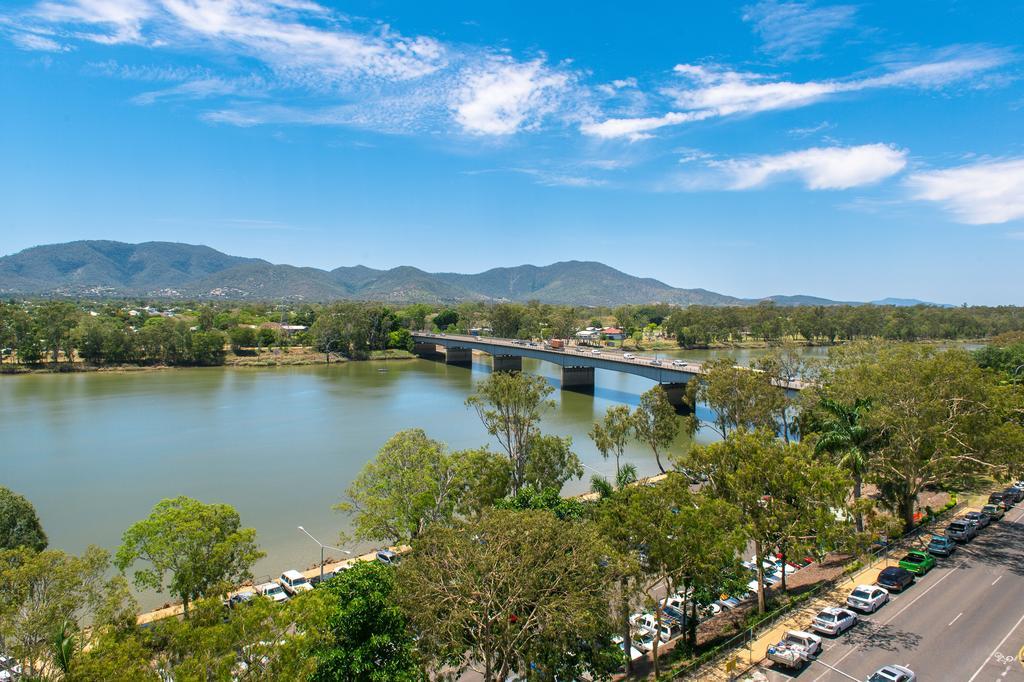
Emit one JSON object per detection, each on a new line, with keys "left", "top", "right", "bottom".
{"left": 602, "top": 327, "right": 626, "bottom": 341}
{"left": 575, "top": 329, "right": 601, "bottom": 345}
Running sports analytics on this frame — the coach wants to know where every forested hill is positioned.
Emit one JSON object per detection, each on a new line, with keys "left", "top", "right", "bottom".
{"left": 0, "top": 240, "right": 943, "bottom": 307}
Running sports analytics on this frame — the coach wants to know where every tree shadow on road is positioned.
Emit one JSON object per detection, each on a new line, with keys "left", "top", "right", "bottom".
{"left": 842, "top": 620, "right": 923, "bottom": 653}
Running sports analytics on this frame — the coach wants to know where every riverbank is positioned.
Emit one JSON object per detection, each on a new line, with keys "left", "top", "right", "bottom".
{"left": 0, "top": 347, "right": 416, "bottom": 374}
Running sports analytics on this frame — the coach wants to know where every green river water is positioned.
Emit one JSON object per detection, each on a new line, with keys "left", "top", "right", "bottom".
{"left": 0, "top": 346, "right": 827, "bottom": 608}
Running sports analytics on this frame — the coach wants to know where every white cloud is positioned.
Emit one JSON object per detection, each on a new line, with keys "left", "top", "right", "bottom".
{"left": 584, "top": 47, "right": 1012, "bottom": 140}
{"left": 742, "top": 0, "right": 857, "bottom": 61}
{"left": 9, "top": 30, "right": 69, "bottom": 51}
{"left": 712, "top": 143, "right": 908, "bottom": 190}
{"left": 32, "top": 0, "right": 154, "bottom": 44}
{"left": 451, "top": 58, "right": 569, "bottom": 135}
{"left": 907, "top": 158, "right": 1024, "bottom": 224}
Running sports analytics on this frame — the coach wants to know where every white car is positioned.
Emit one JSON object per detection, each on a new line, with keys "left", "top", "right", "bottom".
{"left": 629, "top": 613, "right": 680, "bottom": 642}
{"left": 256, "top": 581, "right": 289, "bottom": 603}
{"left": 278, "top": 569, "right": 313, "bottom": 595}
{"left": 810, "top": 606, "right": 858, "bottom": 635}
{"left": 846, "top": 584, "right": 889, "bottom": 613}
{"left": 632, "top": 630, "right": 657, "bottom": 653}
{"left": 591, "top": 349, "right": 601, "bottom": 354}
{"left": 867, "top": 665, "right": 916, "bottom": 682}
{"left": 623, "top": 353, "right": 636, "bottom": 359}
{"left": 611, "top": 636, "right": 644, "bottom": 662}
{"left": 671, "top": 359, "right": 686, "bottom": 367}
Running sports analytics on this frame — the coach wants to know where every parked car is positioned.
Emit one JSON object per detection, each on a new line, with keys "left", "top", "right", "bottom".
{"left": 988, "top": 492, "right": 1009, "bottom": 509}
{"left": 876, "top": 566, "right": 915, "bottom": 592}
{"left": 898, "top": 550, "right": 936, "bottom": 576}
{"left": 982, "top": 503, "right": 1005, "bottom": 521}
{"left": 611, "top": 636, "right": 644, "bottom": 662}
{"left": 376, "top": 549, "right": 400, "bottom": 566}
{"left": 868, "top": 664, "right": 917, "bottom": 682}
{"left": 255, "top": 581, "right": 289, "bottom": 603}
{"left": 278, "top": 569, "right": 313, "bottom": 596}
{"left": 946, "top": 519, "right": 977, "bottom": 542}
{"left": 927, "top": 535, "right": 957, "bottom": 557}
{"left": 964, "top": 510, "right": 991, "bottom": 529}
{"left": 766, "top": 630, "right": 821, "bottom": 670}
{"left": 1003, "top": 487, "right": 1023, "bottom": 504}
{"left": 632, "top": 631, "right": 657, "bottom": 653}
{"left": 226, "top": 588, "right": 256, "bottom": 608}
{"left": 630, "top": 613, "right": 682, "bottom": 641}
{"left": 810, "top": 607, "right": 858, "bottom": 636}
{"left": 846, "top": 584, "right": 890, "bottom": 613}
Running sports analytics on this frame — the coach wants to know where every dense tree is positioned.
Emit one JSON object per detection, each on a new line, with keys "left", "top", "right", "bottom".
{"left": 432, "top": 308, "right": 459, "bottom": 331}
{"left": 489, "top": 303, "right": 525, "bottom": 339}
{"left": 0, "top": 485, "right": 47, "bottom": 551}
{"left": 809, "top": 397, "right": 879, "bottom": 533}
{"left": 311, "top": 561, "right": 421, "bottom": 681}
{"left": 679, "top": 429, "right": 850, "bottom": 613}
{"left": 452, "top": 447, "right": 513, "bottom": 518}
{"left": 521, "top": 433, "right": 584, "bottom": 492}
{"left": 397, "top": 509, "right": 619, "bottom": 682}
{"left": 466, "top": 372, "right": 555, "bottom": 494}
{"left": 698, "top": 358, "right": 784, "bottom": 438}
{"left": 36, "top": 301, "right": 79, "bottom": 362}
{"left": 0, "top": 546, "right": 137, "bottom": 679}
{"left": 818, "top": 344, "right": 1024, "bottom": 529}
{"left": 337, "top": 429, "right": 459, "bottom": 545}
{"left": 115, "top": 497, "right": 264, "bottom": 618}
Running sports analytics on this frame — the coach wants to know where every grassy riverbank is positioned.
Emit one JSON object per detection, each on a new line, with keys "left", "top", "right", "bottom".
{"left": 0, "top": 347, "right": 416, "bottom": 374}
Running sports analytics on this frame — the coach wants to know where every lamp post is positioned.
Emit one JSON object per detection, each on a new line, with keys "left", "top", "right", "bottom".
{"left": 297, "top": 526, "right": 351, "bottom": 583}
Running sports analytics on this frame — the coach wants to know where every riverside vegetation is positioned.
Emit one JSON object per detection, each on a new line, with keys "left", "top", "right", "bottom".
{"left": 2, "top": 339, "right": 1022, "bottom": 680}
{"left": 2, "top": 299, "right": 1024, "bottom": 372}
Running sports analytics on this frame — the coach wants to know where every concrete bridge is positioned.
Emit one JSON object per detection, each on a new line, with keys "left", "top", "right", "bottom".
{"left": 411, "top": 333, "right": 807, "bottom": 412}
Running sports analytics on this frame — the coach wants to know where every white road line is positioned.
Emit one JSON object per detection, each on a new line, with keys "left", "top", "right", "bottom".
{"left": 812, "top": 563, "right": 964, "bottom": 682}
{"left": 965, "top": 610, "right": 1024, "bottom": 682}
{"left": 949, "top": 612, "right": 963, "bottom": 626}
{"left": 993, "top": 575, "right": 1003, "bottom": 587}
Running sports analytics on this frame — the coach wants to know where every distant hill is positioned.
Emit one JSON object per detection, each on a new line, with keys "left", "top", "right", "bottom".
{"left": 0, "top": 240, "right": 942, "bottom": 307}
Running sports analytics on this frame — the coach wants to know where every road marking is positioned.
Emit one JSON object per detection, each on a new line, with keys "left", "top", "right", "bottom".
{"left": 812, "top": 562, "right": 964, "bottom": 682}
{"left": 965, "top": 610, "right": 1024, "bottom": 682}
{"left": 810, "top": 658, "right": 860, "bottom": 681}
{"left": 949, "top": 612, "right": 963, "bottom": 626}
{"left": 994, "top": 575, "right": 1003, "bottom": 587}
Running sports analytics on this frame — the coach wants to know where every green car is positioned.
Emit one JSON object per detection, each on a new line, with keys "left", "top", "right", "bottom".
{"left": 898, "top": 550, "right": 936, "bottom": 575}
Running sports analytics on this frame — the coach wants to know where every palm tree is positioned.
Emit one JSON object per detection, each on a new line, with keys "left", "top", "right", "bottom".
{"left": 814, "top": 397, "right": 876, "bottom": 533}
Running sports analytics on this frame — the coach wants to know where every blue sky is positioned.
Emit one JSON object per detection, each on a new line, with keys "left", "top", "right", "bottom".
{"left": 1, "top": 1, "right": 1022, "bottom": 304}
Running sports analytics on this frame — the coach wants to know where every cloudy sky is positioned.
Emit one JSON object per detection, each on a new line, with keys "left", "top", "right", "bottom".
{"left": 1, "top": 0, "right": 1022, "bottom": 303}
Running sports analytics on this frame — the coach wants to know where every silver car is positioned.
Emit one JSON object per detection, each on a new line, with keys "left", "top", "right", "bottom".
{"left": 811, "top": 606, "right": 857, "bottom": 635}
{"left": 867, "top": 664, "right": 916, "bottom": 682}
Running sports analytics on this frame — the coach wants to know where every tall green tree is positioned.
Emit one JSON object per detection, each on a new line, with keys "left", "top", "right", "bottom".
{"left": 698, "top": 358, "right": 784, "bottom": 438}
{"left": 589, "top": 404, "right": 633, "bottom": 479}
{"left": 337, "top": 429, "right": 459, "bottom": 545}
{"left": 522, "top": 433, "right": 584, "bottom": 492}
{"left": 311, "top": 561, "right": 421, "bottom": 682}
{"left": 397, "top": 509, "right": 619, "bottom": 682}
{"left": 0, "top": 486, "right": 48, "bottom": 551}
{"left": 35, "top": 301, "right": 79, "bottom": 363}
{"left": 678, "top": 429, "right": 850, "bottom": 613}
{"left": 819, "top": 344, "right": 1024, "bottom": 530}
{"left": 632, "top": 385, "right": 690, "bottom": 473}
{"left": 466, "top": 372, "right": 555, "bottom": 494}
{"left": 115, "top": 497, "right": 264, "bottom": 618}
{"left": 810, "top": 397, "right": 878, "bottom": 533}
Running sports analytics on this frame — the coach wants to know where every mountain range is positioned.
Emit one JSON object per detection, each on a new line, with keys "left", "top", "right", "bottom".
{"left": 0, "top": 241, "right": 945, "bottom": 307}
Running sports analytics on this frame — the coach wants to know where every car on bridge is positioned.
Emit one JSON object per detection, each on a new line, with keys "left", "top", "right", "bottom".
{"left": 897, "top": 550, "right": 935, "bottom": 576}
{"left": 623, "top": 353, "right": 636, "bottom": 359}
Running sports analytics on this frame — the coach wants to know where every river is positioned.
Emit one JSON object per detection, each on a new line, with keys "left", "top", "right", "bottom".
{"left": 0, "top": 346, "right": 827, "bottom": 608}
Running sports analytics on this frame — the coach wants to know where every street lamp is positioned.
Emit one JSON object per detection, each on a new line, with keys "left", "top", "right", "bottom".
{"left": 297, "top": 526, "right": 351, "bottom": 583}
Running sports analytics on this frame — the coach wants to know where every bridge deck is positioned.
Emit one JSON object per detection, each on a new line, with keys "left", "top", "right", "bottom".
{"left": 411, "top": 333, "right": 808, "bottom": 391}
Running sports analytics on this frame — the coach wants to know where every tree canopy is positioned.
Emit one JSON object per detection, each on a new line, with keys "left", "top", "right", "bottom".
{"left": 0, "top": 485, "right": 48, "bottom": 551}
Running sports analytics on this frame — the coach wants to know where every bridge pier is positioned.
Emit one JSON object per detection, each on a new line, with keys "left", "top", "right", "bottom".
{"left": 660, "top": 382, "right": 694, "bottom": 415}
{"left": 492, "top": 355, "right": 522, "bottom": 373}
{"left": 443, "top": 346, "right": 473, "bottom": 366}
{"left": 413, "top": 342, "right": 441, "bottom": 358}
{"left": 561, "top": 365, "right": 595, "bottom": 392}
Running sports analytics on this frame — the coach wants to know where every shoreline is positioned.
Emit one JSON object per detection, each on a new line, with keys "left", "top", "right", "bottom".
{"left": 0, "top": 348, "right": 417, "bottom": 375}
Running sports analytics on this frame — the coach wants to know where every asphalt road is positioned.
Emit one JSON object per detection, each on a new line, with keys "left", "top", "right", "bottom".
{"left": 758, "top": 505, "right": 1024, "bottom": 682}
